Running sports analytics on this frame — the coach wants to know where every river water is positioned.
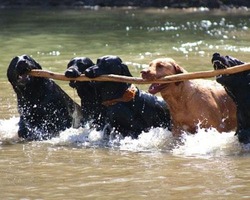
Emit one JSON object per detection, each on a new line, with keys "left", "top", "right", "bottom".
{"left": 0, "top": 7, "right": 250, "bottom": 199}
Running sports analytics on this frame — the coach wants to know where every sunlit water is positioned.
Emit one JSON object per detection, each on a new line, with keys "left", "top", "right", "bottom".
{"left": 1, "top": 7, "right": 250, "bottom": 199}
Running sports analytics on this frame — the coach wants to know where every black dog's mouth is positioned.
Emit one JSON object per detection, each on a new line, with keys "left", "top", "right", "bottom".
{"left": 69, "top": 80, "right": 76, "bottom": 88}
{"left": 212, "top": 53, "right": 229, "bottom": 79}
{"left": 16, "top": 73, "right": 31, "bottom": 86}
{"left": 212, "top": 60, "right": 229, "bottom": 79}
{"left": 213, "top": 60, "right": 228, "bottom": 70}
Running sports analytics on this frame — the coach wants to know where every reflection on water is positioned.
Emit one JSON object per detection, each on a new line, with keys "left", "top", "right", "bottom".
{"left": 1, "top": 117, "right": 250, "bottom": 199}
{"left": 0, "top": 7, "right": 250, "bottom": 199}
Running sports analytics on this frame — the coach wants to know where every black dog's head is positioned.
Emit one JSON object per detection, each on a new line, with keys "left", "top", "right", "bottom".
{"left": 7, "top": 54, "right": 42, "bottom": 88}
{"left": 65, "top": 57, "right": 94, "bottom": 77}
{"left": 212, "top": 53, "right": 246, "bottom": 85}
{"left": 84, "top": 55, "right": 133, "bottom": 102}
{"left": 65, "top": 57, "right": 102, "bottom": 106}
{"left": 65, "top": 57, "right": 94, "bottom": 88}
{"left": 85, "top": 55, "right": 133, "bottom": 78}
{"left": 212, "top": 53, "right": 244, "bottom": 70}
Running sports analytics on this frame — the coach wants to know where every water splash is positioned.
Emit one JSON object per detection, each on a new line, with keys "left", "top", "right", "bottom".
{"left": 0, "top": 117, "right": 20, "bottom": 144}
{"left": 46, "top": 127, "right": 108, "bottom": 148}
{"left": 0, "top": 117, "right": 249, "bottom": 157}
{"left": 173, "top": 128, "right": 242, "bottom": 158}
{"left": 119, "top": 127, "right": 174, "bottom": 152}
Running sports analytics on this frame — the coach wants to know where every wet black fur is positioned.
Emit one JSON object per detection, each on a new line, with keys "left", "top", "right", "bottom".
{"left": 7, "top": 55, "right": 82, "bottom": 141}
{"left": 65, "top": 57, "right": 107, "bottom": 130}
{"left": 83, "top": 55, "right": 171, "bottom": 138}
{"left": 212, "top": 52, "right": 250, "bottom": 144}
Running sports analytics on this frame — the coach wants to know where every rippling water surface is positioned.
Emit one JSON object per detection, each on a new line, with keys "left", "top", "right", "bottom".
{"left": 0, "top": 7, "right": 250, "bottom": 199}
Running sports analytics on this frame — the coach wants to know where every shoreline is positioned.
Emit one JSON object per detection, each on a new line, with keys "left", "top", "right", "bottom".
{"left": 0, "top": 0, "right": 249, "bottom": 9}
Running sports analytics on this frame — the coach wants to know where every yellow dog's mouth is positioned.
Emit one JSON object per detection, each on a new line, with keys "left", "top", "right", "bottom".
{"left": 148, "top": 83, "right": 167, "bottom": 94}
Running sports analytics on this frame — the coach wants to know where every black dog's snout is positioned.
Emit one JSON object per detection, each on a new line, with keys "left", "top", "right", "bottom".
{"left": 212, "top": 53, "right": 221, "bottom": 61}
{"left": 16, "top": 60, "right": 31, "bottom": 75}
{"left": 17, "top": 60, "right": 27, "bottom": 68}
{"left": 65, "top": 67, "right": 81, "bottom": 78}
{"left": 211, "top": 53, "right": 222, "bottom": 65}
{"left": 211, "top": 53, "right": 228, "bottom": 70}
{"left": 65, "top": 67, "right": 81, "bottom": 88}
{"left": 85, "top": 65, "right": 99, "bottom": 78}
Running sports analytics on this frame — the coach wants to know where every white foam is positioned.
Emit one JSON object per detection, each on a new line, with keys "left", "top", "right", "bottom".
{"left": 46, "top": 127, "right": 107, "bottom": 148}
{"left": 0, "top": 117, "right": 249, "bottom": 157}
{"left": 0, "top": 117, "right": 19, "bottom": 144}
{"left": 119, "top": 127, "right": 174, "bottom": 152}
{"left": 172, "top": 128, "right": 242, "bottom": 158}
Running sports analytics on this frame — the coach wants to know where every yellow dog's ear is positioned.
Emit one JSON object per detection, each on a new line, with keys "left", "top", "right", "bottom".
{"left": 173, "top": 63, "right": 186, "bottom": 86}
{"left": 173, "top": 63, "right": 186, "bottom": 74}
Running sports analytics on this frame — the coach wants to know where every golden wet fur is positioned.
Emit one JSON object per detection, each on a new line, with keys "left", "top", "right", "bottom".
{"left": 141, "top": 58, "right": 237, "bottom": 136}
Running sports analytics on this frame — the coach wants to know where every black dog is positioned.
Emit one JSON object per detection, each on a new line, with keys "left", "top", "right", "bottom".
{"left": 84, "top": 55, "right": 171, "bottom": 138}
{"left": 211, "top": 53, "right": 250, "bottom": 144}
{"left": 7, "top": 55, "right": 83, "bottom": 141}
{"left": 65, "top": 57, "right": 107, "bottom": 130}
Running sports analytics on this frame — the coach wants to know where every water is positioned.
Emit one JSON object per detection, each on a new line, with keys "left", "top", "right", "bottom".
{"left": 1, "top": 7, "right": 250, "bottom": 199}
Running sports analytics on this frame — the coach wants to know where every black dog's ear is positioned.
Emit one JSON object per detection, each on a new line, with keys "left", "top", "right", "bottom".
{"left": 8, "top": 56, "right": 19, "bottom": 69}
{"left": 67, "top": 59, "right": 75, "bottom": 68}
{"left": 225, "top": 55, "right": 245, "bottom": 67}
{"left": 96, "top": 58, "right": 101, "bottom": 65}
{"left": 120, "top": 63, "right": 133, "bottom": 77}
{"left": 7, "top": 56, "right": 19, "bottom": 82}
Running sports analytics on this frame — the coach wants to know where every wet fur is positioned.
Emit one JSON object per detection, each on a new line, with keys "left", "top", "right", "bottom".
{"left": 84, "top": 55, "right": 171, "bottom": 138}
{"left": 65, "top": 57, "right": 107, "bottom": 130}
{"left": 7, "top": 55, "right": 83, "bottom": 140}
{"left": 141, "top": 58, "right": 237, "bottom": 136}
{"left": 212, "top": 53, "right": 250, "bottom": 144}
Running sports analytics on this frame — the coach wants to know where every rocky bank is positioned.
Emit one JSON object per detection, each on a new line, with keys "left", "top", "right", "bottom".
{"left": 0, "top": 0, "right": 249, "bottom": 9}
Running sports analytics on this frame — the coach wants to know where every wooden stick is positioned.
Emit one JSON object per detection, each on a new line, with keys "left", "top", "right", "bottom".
{"left": 28, "top": 62, "right": 250, "bottom": 84}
